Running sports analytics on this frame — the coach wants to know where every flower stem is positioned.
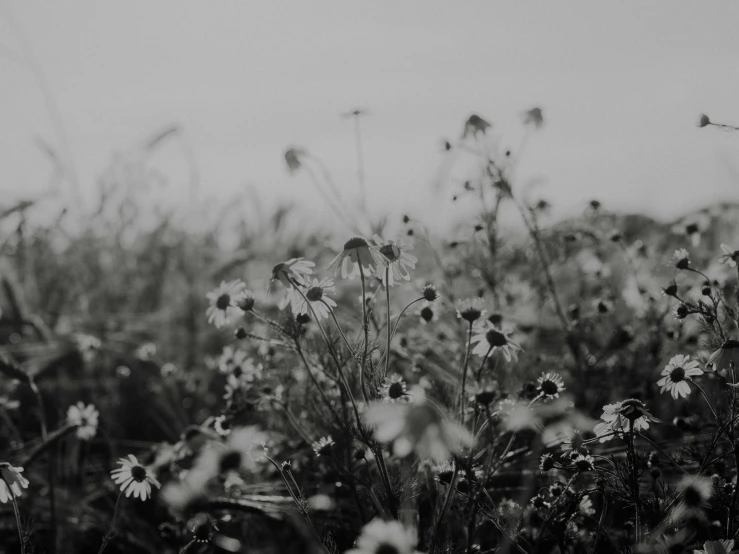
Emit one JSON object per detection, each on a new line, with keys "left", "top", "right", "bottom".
{"left": 357, "top": 257, "right": 371, "bottom": 402}
{"left": 384, "top": 268, "right": 391, "bottom": 379}
{"left": 430, "top": 465, "right": 459, "bottom": 553}
{"left": 28, "top": 377, "right": 56, "bottom": 554}
{"left": 459, "top": 321, "right": 474, "bottom": 420}
{"left": 1, "top": 476, "right": 25, "bottom": 554}
{"left": 98, "top": 490, "right": 125, "bottom": 554}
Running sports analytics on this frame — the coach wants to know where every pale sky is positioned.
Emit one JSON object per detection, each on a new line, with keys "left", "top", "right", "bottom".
{"left": 2, "top": 1, "right": 739, "bottom": 230}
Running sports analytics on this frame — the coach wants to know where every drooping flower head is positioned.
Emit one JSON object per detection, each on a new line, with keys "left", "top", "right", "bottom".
{"left": 372, "top": 234, "right": 418, "bottom": 286}
{"left": 290, "top": 277, "right": 337, "bottom": 321}
{"left": 720, "top": 244, "right": 739, "bottom": 268}
{"left": 270, "top": 258, "right": 315, "bottom": 289}
{"left": 327, "top": 237, "right": 385, "bottom": 280}
{"left": 470, "top": 321, "right": 521, "bottom": 362}
{"left": 673, "top": 248, "right": 691, "bottom": 270}
{"left": 380, "top": 374, "right": 408, "bottom": 403}
{"left": 536, "top": 372, "right": 566, "bottom": 400}
{"left": 708, "top": 340, "right": 739, "bottom": 373}
{"left": 421, "top": 284, "right": 441, "bottom": 302}
{"left": 111, "top": 455, "right": 161, "bottom": 501}
{"left": 206, "top": 280, "right": 249, "bottom": 328}
{"left": 594, "top": 399, "right": 660, "bottom": 442}
{"left": 0, "top": 463, "right": 29, "bottom": 503}
{"left": 346, "top": 518, "right": 421, "bottom": 554}
{"left": 456, "top": 297, "right": 486, "bottom": 323}
{"left": 312, "top": 436, "right": 335, "bottom": 457}
{"left": 657, "top": 354, "right": 703, "bottom": 399}
{"left": 418, "top": 303, "right": 438, "bottom": 325}
{"left": 66, "top": 402, "right": 99, "bottom": 441}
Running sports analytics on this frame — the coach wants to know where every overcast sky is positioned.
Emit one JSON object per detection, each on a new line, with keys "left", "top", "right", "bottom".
{"left": 2, "top": 1, "right": 738, "bottom": 230}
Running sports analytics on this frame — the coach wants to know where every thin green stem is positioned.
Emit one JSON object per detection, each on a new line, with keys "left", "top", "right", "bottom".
{"left": 459, "top": 321, "right": 474, "bottom": 420}
{"left": 98, "top": 490, "right": 125, "bottom": 554}
{"left": 384, "top": 267, "right": 391, "bottom": 379}
{"left": 1, "top": 476, "right": 25, "bottom": 554}
{"left": 430, "top": 465, "right": 459, "bottom": 554}
{"left": 358, "top": 257, "right": 371, "bottom": 402}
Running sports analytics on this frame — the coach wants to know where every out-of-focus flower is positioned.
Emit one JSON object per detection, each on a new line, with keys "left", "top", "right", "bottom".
{"left": 720, "top": 244, "right": 739, "bottom": 268}
{"left": 573, "top": 454, "right": 595, "bottom": 472}
{"left": 312, "top": 436, "right": 335, "bottom": 457}
{"left": 111, "top": 455, "right": 160, "bottom": 501}
{"left": 417, "top": 303, "right": 438, "bottom": 325}
{"left": 218, "top": 347, "right": 262, "bottom": 381}
{"left": 708, "top": 340, "right": 739, "bottom": 373}
{"left": 673, "top": 248, "right": 691, "bottom": 270}
{"left": 346, "top": 518, "right": 421, "bottom": 554}
{"left": 214, "top": 415, "right": 231, "bottom": 437}
{"left": 594, "top": 399, "right": 660, "bottom": 442}
{"left": 188, "top": 513, "right": 217, "bottom": 544}
{"left": 327, "top": 237, "right": 386, "bottom": 280}
{"left": 456, "top": 298, "right": 486, "bottom": 323}
{"left": 206, "top": 281, "right": 248, "bottom": 328}
{"left": 674, "top": 476, "right": 713, "bottom": 520}
{"left": 365, "top": 386, "right": 473, "bottom": 463}
{"left": 462, "top": 114, "right": 492, "bottom": 138}
{"left": 657, "top": 354, "right": 702, "bottom": 399}
{"left": 66, "top": 402, "right": 99, "bottom": 440}
{"left": 0, "top": 463, "right": 29, "bottom": 503}
{"left": 76, "top": 333, "right": 102, "bottom": 364}
{"left": 697, "top": 114, "right": 711, "bottom": 128}
{"left": 290, "top": 278, "right": 336, "bottom": 321}
{"left": 271, "top": 258, "right": 315, "bottom": 289}
{"left": 579, "top": 495, "right": 595, "bottom": 516}
{"left": 380, "top": 374, "right": 408, "bottom": 403}
{"left": 284, "top": 147, "right": 307, "bottom": 173}
{"left": 470, "top": 322, "right": 521, "bottom": 362}
{"left": 421, "top": 284, "right": 440, "bottom": 302}
{"left": 432, "top": 461, "right": 455, "bottom": 484}
{"left": 693, "top": 539, "right": 736, "bottom": 554}
{"left": 536, "top": 372, "right": 566, "bottom": 400}
{"left": 595, "top": 298, "right": 613, "bottom": 314}
{"left": 372, "top": 235, "right": 417, "bottom": 286}
{"left": 522, "top": 107, "right": 544, "bottom": 128}
{"left": 662, "top": 280, "right": 678, "bottom": 297}
{"left": 674, "top": 304, "right": 689, "bottom": 320}
{"left": 539, "top": 454, "right": 555, "bottom": 472}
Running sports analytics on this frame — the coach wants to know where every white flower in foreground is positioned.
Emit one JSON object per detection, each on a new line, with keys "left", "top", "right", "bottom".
{"left": 110, "top": 455, "right": 161, "bottom": 501}
{"left": 327, "top": 237, "right": 385, "bottom": 280}
{"left": 206, "top": 280, "right": 248, "bottom": 328}
{"left": 66, "top": 402, "right": 99, "bottom": 440}
{"left": 346, "top": 518, "right": 421, "bottom": 554}
{"left": 0, "top": 463, "right": 29, "bottom": 503}
{"left": 291, "top": 278, "right": 337, "bottom": 321}
{"left": 720, "top": 244, "right": 739, "bottom": 268}
{"left": 372, "top": 234, "right": 418, "bottom": 286}
{"left": 593, "top": 399, "right": 660, "bottom": 442}
{"left": 656, "top": 354, "right": 702, "bottom": 399}
{"left": 470, "top": 322, "right": 521, "bottom": 362}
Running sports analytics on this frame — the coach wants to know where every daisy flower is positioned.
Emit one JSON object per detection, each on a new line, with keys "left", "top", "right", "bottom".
{"left": 206, "top": 280, "right": 248, "bottom": 328}
{"left": 66, "top": 402, "right": 99, "bottom": 441}
{"left": 720, "top": 244, "right": 739, "bottom": 268}
{"left": 346, "top": 518, "right": 421, "bottom": 554}
{"left": 213, "top": 415, "right": 231, "bottom": 437}
{"left": 572, "top": 453, "right": 595, "bottom": 472}
{"left": 579, "top": 495, "right": 596, "bottom": 516}
{"left": 673, "top": 248, "right": 691, "bottom": 270}
{"left": 372, "top": 234, "right": 418, "bottom": 286}
{"left": 656, "top": 354, "right": 703, "bottom": 399}
{"left": 111, "top": 455, "right": 161, "bottom": 501}
{"left": 417, "top": 303, "right": 438, "bottom": 325}
{"left": 539, "top": 454, "right": 555, "bottom": 472}
{"left": 536, "top": 372, "right": 566, "bottom": 399}
{"left": 470, "top": 322, "right": 521, "bottom": 362}
{"left": 0, "top": 463, "right": 29, "bottom": 503}
{"left": 327, "top": 237, "right": 385, "bottom": 280}
{"left": 421, "top": 284, "right": 441, "bottom": 302}
{"left": 365, "top": 386, "right": 473, "bottom": 463}
{"left": 312, "top": 436, "right": 335, "bottom": 457}
{"left": 708, "top": 339, "right": 739, "bottom": 373}
{"left": 456, "top": 297, "right": 486, "bottom": 323}
{"left": 218, "top": 347, "right": 262, "bottom": 380}
{"left": 270, "top": 258, "right": 315, "bottom": 288}
{"left": 673, "top": 476, "right": 713, "bottom": 519}
{"left": 290, "top": 278, "right": 337, "bottom": 321}
{"left": 432, "top": 461, "right": 455, "bottom": 484}
{"left": 693, "top": 539, "right": 736, "bottom": 554}
{"left": 594, "top": 399, "right": 660, "bottom": 442}
{"left": 380, "top": 374, "right": 408, "bottom": 402}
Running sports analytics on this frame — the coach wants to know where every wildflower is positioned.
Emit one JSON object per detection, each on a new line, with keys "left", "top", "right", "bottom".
{"left": 196, "top": 427, "right": 267, "bottom": 478}
{"left": 697, "top": 114, "right": 711, "bottom": 128}
{"left": 365, "top": 386, "right": 473, "bottom": 463}
{"left": 462, "top": 114, "right": 492, "bottom": 138}
{"left": 474, "top": 385, "right": 496, "bottom": 405}
{"left": 674, "top": 304, "right": 689, "bottom": 320}
{"left": 188, "top": 513, "right": 217, "bottom": 544}
{"left": 539, "top": 454, "right": 555, "bottom": 472}
{"left": 432, "top": 461, "right": 455, "bottom": 484}
{"left": 662, "top": 280, "right": 678, "bottom": 297}
{"left": 290, "top": 278, "right": 337, "bottom": 321}
{"left": 0, "top": 463, "right": 29, "bottom": 503}
{"left": 522, "top": 107, "right": 544, "bottom": 128}
{"left": 594, "top": 399, "right": 660, "bottom": 442}
{"left": 346, "top": 518, "right": 421, "bottom": 554}
{"left": 296, "top": 313, "right": 311, "bottom": 325}
{"left": 549, "top": 481, "right": 566, "bottom": 497}
{"left": 693, "top": 540, "right": 736, "bottom": 554}
{"left": 579, "top": 495, "right": 595, "bottom": 516}
{"left": 422, "top": 284, "right": 440, "bottom": 302}
{"left": 673, "top": 248, "right": 691, "bottom": 270}
{"left": 701, "top": 282, "right": 712, "bottom": 296}
{"left": 418, "top": 303, "right": 438, "bottom": 324}
{"left": 238, "top": 290, "right": 256, "bottom": 312}
{"left": 674, "top": 476, "right": 713, "bottom": 519}
{"left": 312, "top": 436, "right": 335, "bottom": 457}
{"left": 270, "top": 258, "right": 315, "bottom": 288}
{"left": 720, "top": 244, "right": 739, "bottom": 268}
{"left": 708, "top": 340, "right": 739, "bottom": 373}
{"left": 456, "top": 297, "right": 486, "bottom": 323}
{"left": 536, "top": 372, "right": 566, "bottom": 400}
{"left": 214, "top": 415, "right": 231, "bottom": 437}
{"left": 595, "top": 298, "right": 613, "bottom": 314}
{"left": 327, "top": 237, "right": 385, "bottom": 280}
{"left": 470, "top": 322, "right": 521, "bottom": 362}
{"left": 573, "top": 453, "right": 595, "bottom": 472}
{"left": 372, "top": 234, "right": 418, "bottom": 286}
{"left": 111, "top": 455, "right": 161, "bottom": 500}
{"left": 66, "top": 402, "right": 99, "bottom": 440}
{"left": 531, "top": 494, "right": 550, "bottom": 510}
{"left": 380, "top": 374, "right": 408, "bottom": 403}
{"left": 218, "top": 347, "right": 262, "bottom": 380}
{"left": 657, "top": 354, "right": 703, "bottom": 399}
{"left": 206, "top": 280, "right": 248, "bottom": 328}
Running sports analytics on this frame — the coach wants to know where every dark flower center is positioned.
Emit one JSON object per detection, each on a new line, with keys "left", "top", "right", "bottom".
{"left": 461, "top": 308, "right": 482, "bottom": 322}
{"left": 669, "top": 367, "right": 685, "bottom": 382}
{"left": 422, "top": 286, "right": 439, "bottom": 302}
{"left": 486, "top": 330, "right": 508, "bottom": 347}
{"left": 388, "top": 382, "right": 405, "bottom": 399}
{"left": 306, "top": 287, "right": 323, "bottom": 302}
{"left": 219, "top": 450, "right": 242, "bottom": 473}
{"left": 318, "top": 443, "right": 332, "bottom": 456}
{"left": 379, "top": 244, "right": 401, "bottom": 261}
{"left": 576, "top": 458, "right": 593, "bottom": 471}
{"left": 131, "top": 465, "right": 147, "bottom": 483}
{"left": 190, "top": 515, "right": 213, "bottom": 541}
{"left": 683, "top": 485, "right": 703, "bottom": 507}
{"left": 376, "top": 544, "right": 400, "bottom": 554}
{"left": 420, "top": 307, "right": 434, "bottom": 322}
{"left": 216, "top": 294, "right": 230, "bottom": 310}
{"left": 476, "top": 389, "right": 495, "bottom": 404}
{"left": 540, "top": 380, "right": 559, "bottom": 396}
{"left": 685, "top": 223, "right": 699, "bottom": 235}
{"left": 232, "top": 365, "right": 243, "bottom": 378}
{"left": 271, "top": 263, "right": 285, "bottom": 279}
{"left": 239, "top": 296, "right": 255, "bottom": 311}
{"left": 344, "top": 237, "right": 368, "bottom": 250}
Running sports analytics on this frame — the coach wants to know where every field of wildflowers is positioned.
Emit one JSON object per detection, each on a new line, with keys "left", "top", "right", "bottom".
{"left": 1, "top": 110, "right": 739, "bottom": 554}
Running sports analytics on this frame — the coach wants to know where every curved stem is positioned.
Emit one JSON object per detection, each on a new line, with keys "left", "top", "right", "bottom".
{"left": 384, "top": 267, "right": 391, "bottom": 379}
{"left": 358, "top": 257, "right": 371, "bottom": 402}
{"left": 1, "top": 476, "right": 25, "bottom": 554}
{"left": 378, "top": 297, "right": 424, "bottom": 364}
{"left": 693, "top": 381, "right": 719, "bottom": 421}
{"left": 430, "top": 465, "right": 459, "bottom": 553}
{"left": 459, "top": 321, "right": 474, "bottom": 420}
{"left": 98, "top": 490, "right": 125, "bottom": 554}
